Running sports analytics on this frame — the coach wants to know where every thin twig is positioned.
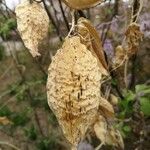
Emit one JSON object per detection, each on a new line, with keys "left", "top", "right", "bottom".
{"left": 131, "top": 0, "right": 143, "bottom": 23}
{"left": 42, "top": 0, "right": 63, "bottom": 41}
{"left": 124, "top": 59, "right": 128, "bottom": 88}
{"left": 0, "top": 141, "right": 20, "bottom": 150}
{"left": 67, "top": 10, "right": 75, "bottom": 37}
{"left": 102, "top": 0, "right": 119, "bottom": 46}
{"left": 128, "top": 55, "right": 137, "bottom": 89}
{"left": 58, "top": 0, "right": 70, "bottom": 32}
{"left": 95, "top": 142, "right": 104, "bottom": 150}
{"left": 49, "top": 0, "right": 61, "bottom": 31}
{"left": 110, "top": 72, "right": 124, "bottom": 99}
{"left": 0, "top": 62, "right": 13, "bottom": 80}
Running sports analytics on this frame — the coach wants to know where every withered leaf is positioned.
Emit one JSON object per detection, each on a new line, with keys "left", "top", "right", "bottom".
{"left": 61, "top": 0, "right": 103, "bottom": 9}
{"left": 77, "top": 18, "right": 108, "bottom": 75}
{"left": 15, "top": 0, "right": 49, "bottom": 57}
{"left": 47, "top": 36, "right": 101, "bottom": 147}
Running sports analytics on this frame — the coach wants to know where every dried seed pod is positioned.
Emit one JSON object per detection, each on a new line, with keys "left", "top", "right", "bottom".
{"left": 61, "top": 0, "right": 103, "bottom": 9}
{"left": 113, "top": 45, "right": 126, "bottom": 67}
{"left": 15, "top": 0, "right": 49, "bottom": 57}
{"left": 47, "top": 36, "right": 101, "bottom": 148}
{"left": 94, "top": 115, "right": 124, "bottom": 149}
{"left": 125, "top": 23, "right": 143, "bottom": 56}
{"left": 77, "top": 18, "right": 108, "bottom": 76}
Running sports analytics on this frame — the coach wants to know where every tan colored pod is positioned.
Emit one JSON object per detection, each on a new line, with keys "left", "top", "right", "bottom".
{"left": 125, "top": 23, "right": 143, "bottom": 56}
{"left": 47, "top": 36, "right": 101, "bottom": 147}
{"left": 61, "top": 0, "right": 103, "bottom": 9}
{"left": 15, "top": 0, "right": 49, "bottom": 57}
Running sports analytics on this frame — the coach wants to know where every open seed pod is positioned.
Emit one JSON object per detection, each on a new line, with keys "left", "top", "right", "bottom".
{"left": 77, "top": 18, "right": 108, "bottom": 76}
{"left": 15, "top": 0, "right": 49, "bottom": 57}
{"left": 61, "top": 0, "right": 103, "bottom": 9}
{"left": 47, "top": 36, "right": 101, "bottom": 149}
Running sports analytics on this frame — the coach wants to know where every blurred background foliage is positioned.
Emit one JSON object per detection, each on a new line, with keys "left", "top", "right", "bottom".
{"left": 0, "top": 0, "right": 149, "bottom": 150}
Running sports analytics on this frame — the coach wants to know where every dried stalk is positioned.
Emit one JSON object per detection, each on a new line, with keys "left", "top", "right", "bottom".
{"left": 58, "top": 0, "right": 70, "bottom": 31}
{"left": 42, "top": 0, "right": 63, "bottom": 41}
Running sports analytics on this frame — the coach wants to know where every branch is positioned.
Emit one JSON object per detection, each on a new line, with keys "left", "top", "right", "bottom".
{"left": 58, "top": 0, "right": 70, "bottom": 32}
{"left": 42, "top": 0, "right": 63, "bottom": 41}
{"left": 128, "top": 54, "right": 137, "bottom": 89}
{"left": 102, "top": 0, "right": 119, "bottom": 46}
{"left": 49, "top": 0, "right": 61, "bottom": 31}
{"left": 110, "top": 72, "right": 124, "bottom": 99}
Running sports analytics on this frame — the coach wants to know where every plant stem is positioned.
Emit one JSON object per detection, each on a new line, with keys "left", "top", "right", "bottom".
{"left": 58, "top": 0, "right": 70, "bottom": 32}
{"left": 0, "top": 141, "right": 20, "bottom": 150}
{"left": 42, "top": 0, "right": 63, "bottom": 41}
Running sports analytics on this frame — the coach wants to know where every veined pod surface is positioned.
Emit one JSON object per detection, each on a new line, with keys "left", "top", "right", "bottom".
{"left": 47, "top": 36, "right": 101, "bottom": 147}
{"left": 61, "top": 0, "right": 103, "bottom": 9}
{"left": 15, "top": 0, "right": 49, "bottom": 57}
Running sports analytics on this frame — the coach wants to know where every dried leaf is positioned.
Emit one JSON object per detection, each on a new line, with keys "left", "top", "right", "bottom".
{"left": 0, "top": 116, "right": 13, "bottom": 125}
{"left": 77, "top": 18, "right": 108, "bottom": 75}
{"left": 94, "top": 115, "right": 124, "bottom": 149}
{"left": 62, "top": 0, "right": 103, "bottom": 9}
{"left": 47, "top": 36, "right": 101, "bottom": 147}
{"left": 15, "top": 0, "right": 49, "bottom": 57}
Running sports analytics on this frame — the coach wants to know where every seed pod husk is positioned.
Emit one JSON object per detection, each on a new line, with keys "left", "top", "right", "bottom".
{"left": 15, "top": 0, "right": 49, "bottom": 57}
{"left": 47, "top": 36, "right": 101, "bottom": 147}
{"left": 125, "top": 23, "right": 143, "bottom": 56}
